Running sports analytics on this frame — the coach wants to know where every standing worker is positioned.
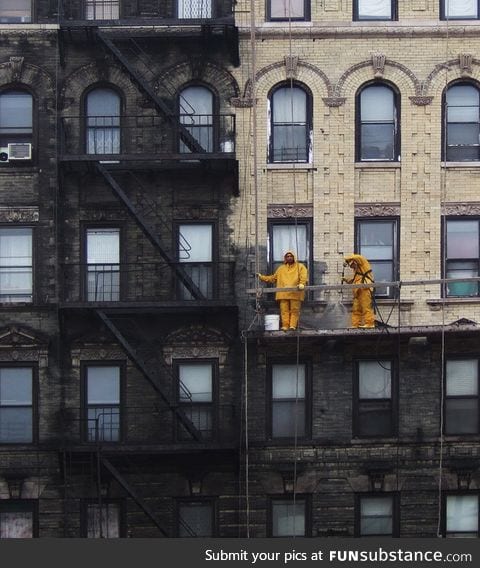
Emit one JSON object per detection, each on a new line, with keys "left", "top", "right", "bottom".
{"left": 257, "top": 251, "right": 308, "bottom": 331}
{"left": 343, "top": 254, "right": 375, "bottom": 329}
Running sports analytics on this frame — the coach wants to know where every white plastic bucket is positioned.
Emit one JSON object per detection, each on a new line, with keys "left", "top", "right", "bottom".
{"left": 264, "top": 314, "right": 280, "bottom": 331}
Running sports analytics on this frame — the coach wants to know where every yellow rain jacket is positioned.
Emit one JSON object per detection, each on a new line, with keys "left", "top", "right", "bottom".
{"left": 259, "top": 251, "right": 308, "bottom": 301}
{"left": 344, "top": 254, "right": 374, "bottom": 292}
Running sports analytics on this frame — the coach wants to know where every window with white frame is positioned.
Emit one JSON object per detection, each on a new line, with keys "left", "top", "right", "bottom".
{"left": 357, "top": 83, "right": 399, "bottom": 161}
{"left": 354, "top": 361, "right": 394, "bottom": 437}
{"left": 270, "top": 497, "right": 307, "bottom": 537}
{"left": 354, "top": 0, "right": 395, "bottom": 20}
{"left": 178, "top": 361, "right": 214, "bottom": 439}
{"left": 356, "top": 218, "right": 398, "bottom": 298}
{"left": 178, "top": 500, "right": 214, "bottom": 537}
{"left": 267, "top": 0, "right": 309, "bottom": 21}
{"left": 86, "top": 88, "right": 120, "bottom": 154}
{"left": 178, "top": 0, "right": 212, "bottom": 19}
{"left": 85, "top": 1, "right": 120, "bottom": 20}
{"left": 445, "top": 359, "right": 479, "bottom": 434}
{"left": 85, "top": 365, "right": 121, "bottom": 442}
{"left": 0, "top": 502, "right": 35, "bottom": 538}
{"left": 269, "top": 84, "right": 311, "bottom": 163}
{"left": 0, "top": 227, "right": 32, "bottom": 303}
{"left": 178, "top": 223, "right": 213, "bottom": 300}
{"left": 441, "top": 0, "right": 479, "bottom": 19}
{"left": 86, "top": 228, "right": 120, "bottom": 302}
{"left": 85, "top": 502, "right": 121, "bottom": 538}
{"left": 444, "top": 219, "right": 479, "bottom": 297}
{"left": 358, "top": 495, "right": 396, "bottom": 536}
{"left": 179, "top": 85, "right": 214, "bottom": 153}
{"left": 0, "top": 367, "right": 33, "bottom": 443}
{"left": 0, "top": 0, "right": 31, "bottom": 23}
{"left": 445, "top": 494, "right": 479, "bottom": 537}
{"left": 270, "top": 363, "right": 307, "bottom": 439}
{"left": 444, "top": 83, "right": 480, "bottom": 161}
{"left": 269, "top": 221, "right": 311, "bottom": 273}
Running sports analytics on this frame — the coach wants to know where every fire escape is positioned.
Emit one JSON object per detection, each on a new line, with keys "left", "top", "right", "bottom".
{"left": 57, "top": 0, "right": 239, "bottom": 537}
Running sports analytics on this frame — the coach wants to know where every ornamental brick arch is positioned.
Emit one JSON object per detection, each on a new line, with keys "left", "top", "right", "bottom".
{"left": 242, "top": 59, "right": 333, "bottom": 102}
{"left": 0, "top": 57, "right": 55, "bottom": 103}
{"left": 155, "top": 60, "right": 240, "bottom": 113}
{"left": 425, "top": 57, "right": 480, "bottom": 99}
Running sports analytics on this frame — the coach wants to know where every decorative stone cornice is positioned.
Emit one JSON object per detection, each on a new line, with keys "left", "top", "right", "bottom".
{"left": 163, "top": 325, "right": 230, "bottom": 365}
{"left": 322, "top": 97, "right": 346, "bottom": 107}
{"left": 230, "top": 96, "right": 256, "bottom": 108}
{"left": 0, "top": 326, "right": 49, "bottom": 366}
{"left": 409, "top": 96, "right": 434, "bottom": 106}
{"left": 443, "top": 202, "right": 480, "bottom": 216}
{"left": 355, "top": 203, "right": 400, "bottom": 217}
{"left": 0, "top": 207, "right": 39, "bottom": 223}
{"left": 267, "top": 204, "right": 313, "bottom": 218}
{"left": 70, "top": 347, "right": 125, "bottom": 368}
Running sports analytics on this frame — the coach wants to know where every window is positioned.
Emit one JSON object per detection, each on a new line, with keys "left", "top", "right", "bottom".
{"left": 268, "top": 221, "right": 311, "bottom": 274}
{"left": 356, "top": 219, "right": 398, "bottom": 298}
{"left": 83, "top": 502, "right": 122, "bottom": 538}
{"left": 267, "top": 0, "right": 310, "bottom": 21}
{"left": 86, "top": 88, "right": 120, "bottom": 154}
{"left": 354, "top": 361, "right": 394, "bottom": 437}
{"left": 444, "top": 83, "right": 480, "bottom": 161}
{"left": 178, "top": 500, "right": 215, "bottom": 537}
{"left": 357, "top": 83, "right": 399, "bottom": 161}
{"left": 86, "top": 1, "right": 120, "bottom": 20}
{"left": 444, "top": 494, "right": 479, "bottom": 537}
{"left": 178, "top": 0, "right": 212, "bottom": 18}
{"left": 177, "top": 361, "right": 214, "bottom": 440}
{"left": 269, "top": 497, "right": 308, "bottom": 537}
{"left": 445, "top": 359, "right": 479, "bottom": 434}
{"left": 0, "top": 228, "right": 32, "bottom": 303}
{"left": 441, "top": 0, "right": 480, "bottom": 19}
{"left": 444, "top": 219, "right": 479, "bottom": 297}
{"left": 0, "top": 367, "right": 33, "bottom": 443}
{"left": 354, "top": 0, "right": 395, "bottom": 20}
{"left": 179, "top": 86, "right": 214, "bottom": 153}
{"left": 270, "top": 363, "right": 308, "bottom": 439}
{"left": 178, "top": 223, "right": 214, "bottom": 300}
{"left": 86, "top": 227, "right": 120, "bottom": 302}
{"left": 357, "top": 495, "right": 397, "bottom": 536}
{"left": 0, "top": 1, "right": 31, "bottom": 23}
{"left": 84, "top": 365, "right": 121, "bottom": 442}
{"left": 0, "top": 502, "right": 36, "bottom": 538}
{"left": 0, "top": 90, "right": 33, "bottom": 151}
{"left": 269, "top": 84, "right": 311, "bottom": 163}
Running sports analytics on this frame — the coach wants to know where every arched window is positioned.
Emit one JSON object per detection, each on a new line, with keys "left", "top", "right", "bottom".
{"left": 269, "top": 84, "right": 311, "bottom": 163}
{"left": 0, "top": 90, "right": 33, "bottom": 152}
{"left": 357, "top": 83, "right": 399, "bottom": 161}
{"left": 444, "top": 82, "right": 480, "bottom": 161}
{"left": 86, "top": 87, "right": 121, "bottom": 155}
{"left": 179, "top": 85, "right": 214, "bottom": 153}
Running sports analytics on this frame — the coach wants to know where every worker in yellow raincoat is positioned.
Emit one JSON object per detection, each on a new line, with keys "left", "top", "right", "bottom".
{"left": 343, "top": 254, "right": 375, "bottom": 329}
{"left": 258, "top": 251, "right": 308, "bottom": 331}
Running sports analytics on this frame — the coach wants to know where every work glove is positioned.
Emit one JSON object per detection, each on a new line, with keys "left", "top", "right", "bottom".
{"left": 298, "top": 284, "right": 305, "bottom": 290}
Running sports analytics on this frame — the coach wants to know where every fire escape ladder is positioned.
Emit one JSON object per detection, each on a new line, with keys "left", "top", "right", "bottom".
{"left": 95, "top": 31, "right": 207, "bottom": 154}
{"left": 96, "top": 163, "right": 205, "bottom": 300}
{"left": 100, "top": 457, "right": 169, "bottom": 537}
{"left": 96, "top": 310, "right": 203, "bottom": 441}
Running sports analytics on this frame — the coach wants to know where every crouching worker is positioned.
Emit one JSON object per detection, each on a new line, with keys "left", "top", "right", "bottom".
{"left": 257, "top": 251, "right": 308, "bottom": 331}
{"left": 343, "top": 254, "right": 375, "bottom": 329}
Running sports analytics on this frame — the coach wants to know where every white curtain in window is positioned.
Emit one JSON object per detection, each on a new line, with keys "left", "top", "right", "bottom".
{"left": 178, "top": 0, "right": 212, "bottom": 19}
{"left": 447, "top": 85, "right": 480, "bottom": 122}
{"left": 447, "top": 495, "right": 478, "bottom": 532}
{"left": 272, "top": 364, "right": 305, "bottom": 399}
{"left": 0, "top": 91, "right": 32, "bottom": 135}
{"left": 0, "top": 0, "right": 31, "bottom": 22}
{"left": 445, "top": 0, "right": 477, "bottom": 18}
{"left": 273, "top": 88, "right": 306, "bottom": 124}
{"left": 86, "top": 1, "right": 120, "bottom": 20}
{"left": 361, "top": 86, "right": 394, "bottom": 121}
{"left": 361, "top": 497, "right": 393, "bottom": 534}
{"left": 87, "top": 229, "right": 120, "bottom": 264}
{"left": 446, "top": 360, "right": 478, "bottom": 396}
{"left": 272, "top": 225, "right": 307, "bottom": 263}
{"left": 179, "top": 86, "right": 214, "bottom": 152}
{"left": 358, "top": 0, "right": 391, "bottom": 18}
{"left": 0, "top": 228, "right": 32, "bottom": 300}
{"left": 360, "top": 221, "right": 393, "bottom": 260}
{"left": 446, "top": 221, "right": 479, "bottom": 258}
{"left": 359, "top": 361, "right": 391, "bottom": 399}
{"left": 179, "top": 364, "right": 212, "bottom": 402}
{"left": 178, "top": 225, "right": 212, "bottom": 262}
{"left": 87, "top": 504, "right": 120, "bottom": 538}
{"left": 0, "top": 512, "right": 33, "bottom": 538}
{"left": 87, "top": 367, "right": 120, "bottom": 404}
{"left": 87, "top": 89, "right": 120, "bottom": 154}
{"left": 270, "top": 0, "right": 305, "bottom": 19}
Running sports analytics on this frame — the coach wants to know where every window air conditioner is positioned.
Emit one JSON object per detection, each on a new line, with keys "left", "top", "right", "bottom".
{"left": 7, "top": 143, "right": 32, "bottom": 161}
{"left": 0, "top": 147, "right": 9, "bottom": 162}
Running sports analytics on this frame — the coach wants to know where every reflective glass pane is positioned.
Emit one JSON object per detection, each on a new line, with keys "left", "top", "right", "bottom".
{"left": 272, "top": 400, "right": 305, "bottom": 437}
{"left": 272, "top": 500, "right": 305, "bottom": 536}
{"left": 361, "top": 124, "right": 395, "bottom": 159}
{"left": 445, "top": 0, "right": 478, "bottom": 18}
{"left": 87, "top": 366, "right": 120, "bottom": 404}
{"left": 179, "top": 363, "right": 212, "bottom": 402}
{"left": 446, "top": 261, "right": 478, "bottom": 296}
{"left": 0, "top": 407, "right": 32, "bottom": 442}
{"left": 358, "top": 0, "right": 392, "bottom": 19}
{"left": 87, "top": 89, "right": 120, "bottom": 154}
{"left": 361, "top": 86, "right": 394, "bottom": 121}
{"left": 447, "top": 123, "right": 480, "bottom": 146}
{"left": 0, "top": 0, "right": 31, "bottom": 23}
{"left": 179, "top": 503, "right": 213, "bottom": 537}
{"left": 447, "top": 495, "right": 478, "bottom": 533}
{"left": 446, "top": 221, "right": 479, "bottom": 258}
{"left": 272, "top": 364, "right": 305, "bottom": 398}
{"left": 447, "top": 85, "right": 479, "bottom": 121}
{"left": 447, "top": 360, "right": 478, "bottom": 396}
{"left": 446, "top": 399, "right": 478, "bottom": 434}
{"left": 359, "top": 361, "right": 391, "bottom": 399}
{"left": 272, "top": 125, "right": 308, "bottom": 162}
{"left": 270, "top": 0, "right": 305, "bottom": 19}
{"left": 0, "top": 368, "right": 32, "bottom": 404}
{"left": 0, "top": 91, "right": 32, "bottom": 134}
{"left": 179, "top": 224, "right": 212, "bottom": 262}
{"left": 87, "top": 407, "right": 120, "bottom": 441}
{"left": 358, "top": 404, "right": 392, "bottom": 436}
{"left": 361, "top": 497, "right": 393, "bottom": 535}
{"left": 178, "top": 0, "right": 212, "bottom": 18}
{"left": 86, "top": 1, "right": 120, "bottom": 20}
{"left": 87, "top": 229, "right": 120, "bottom": 264}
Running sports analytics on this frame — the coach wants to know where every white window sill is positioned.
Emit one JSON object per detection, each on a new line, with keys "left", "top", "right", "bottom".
{"left": 265, "top": 163, "right": 315, "bottom": 171}
{"left": 441, "top": 161, "right": 480, "bottom": 168}
{"left": 355, "top": 162, "right": 400, "bottom": 169}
